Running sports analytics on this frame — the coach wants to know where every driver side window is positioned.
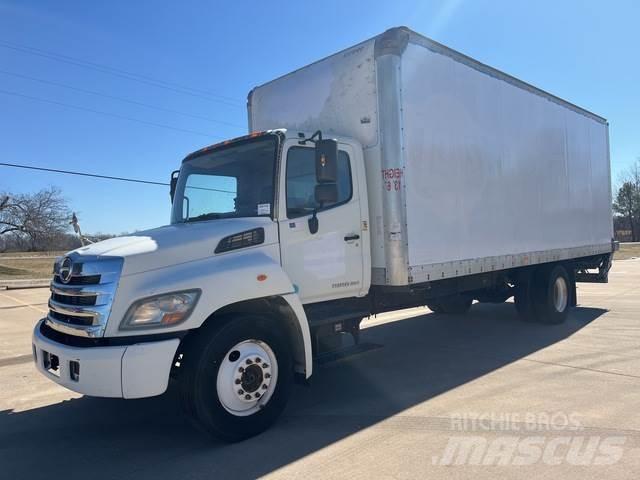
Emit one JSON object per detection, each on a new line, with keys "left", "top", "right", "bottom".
{"left": 286, "top": 147, "right": 352, "bottom": 218}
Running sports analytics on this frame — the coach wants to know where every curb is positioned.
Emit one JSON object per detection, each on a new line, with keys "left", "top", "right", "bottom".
{"left": 0, "top": 279, "right": 50, "bottom": 290}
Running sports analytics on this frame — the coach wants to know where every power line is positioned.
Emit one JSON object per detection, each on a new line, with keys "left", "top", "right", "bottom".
{"left": 0, "top": 69, "right": 245, "bottom": 129}
{"left": 0, "top": 162, "right": 236, "bottom": 194}
{"left": 0, "top": 39, "right": 242, "bottom": 106}
{"left": 0, "top": 88, "right": 220, "bottom": 139}
{"left": 0, "top": 39, "right": 243, "bottom": 108}
{"left": 0, "top": 162, "right": 169, "bottom": 186}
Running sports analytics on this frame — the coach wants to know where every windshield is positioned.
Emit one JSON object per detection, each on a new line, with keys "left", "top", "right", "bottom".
{"left": 171, "top": 136, "right": 278, "bottom": 224}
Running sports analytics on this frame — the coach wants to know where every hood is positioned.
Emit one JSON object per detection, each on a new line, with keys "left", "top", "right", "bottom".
{"left": 71, "top": 217, "right": 277, "bottom": 276}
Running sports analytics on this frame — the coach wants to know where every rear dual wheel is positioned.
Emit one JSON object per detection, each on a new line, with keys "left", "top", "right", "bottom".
{"left": 515, "top": 264, "right": 573, "bottom": 324}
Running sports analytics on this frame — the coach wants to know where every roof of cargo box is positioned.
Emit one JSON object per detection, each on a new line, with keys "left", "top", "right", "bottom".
{"left": 249, "top": 26, "right": 607, "bottom": 125}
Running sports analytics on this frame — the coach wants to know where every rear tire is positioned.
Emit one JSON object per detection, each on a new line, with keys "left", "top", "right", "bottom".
{"left": 179, "top": 314, "right": 293, "bottom": 442}
{"left": 531, "top": 264, "right": 571, "bottom": 324}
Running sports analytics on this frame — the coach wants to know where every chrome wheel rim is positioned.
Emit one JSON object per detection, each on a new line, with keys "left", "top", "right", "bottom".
{"left": 553, "top": 276, "right": 568, "bottom": 312}
{"left": 216, "top": 340, "right": 278, "bottom": 417}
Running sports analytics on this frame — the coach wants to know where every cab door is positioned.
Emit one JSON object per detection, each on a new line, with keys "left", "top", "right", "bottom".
{"left": 278, "top": 141, "right": 364, "bottom": 304}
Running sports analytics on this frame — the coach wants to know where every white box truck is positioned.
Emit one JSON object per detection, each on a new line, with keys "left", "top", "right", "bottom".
{"left": 33, "top": 27, "right": 615, "bottom": 441}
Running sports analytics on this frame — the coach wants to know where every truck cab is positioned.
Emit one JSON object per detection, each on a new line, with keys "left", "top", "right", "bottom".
{"left": 32, "top": 129, "right": 371, "bottom": 441}
{"left": 171, "top": 129, "right": 370, "bottom": 304}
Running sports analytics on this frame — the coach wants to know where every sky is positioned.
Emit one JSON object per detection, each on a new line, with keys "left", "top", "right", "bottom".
{"left": 0, "top": 0, "right": 638, "bottom": 234}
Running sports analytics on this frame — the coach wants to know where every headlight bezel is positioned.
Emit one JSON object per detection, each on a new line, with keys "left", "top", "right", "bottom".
{"left": 119, "top": 289, "right": 201, "bottom": 331}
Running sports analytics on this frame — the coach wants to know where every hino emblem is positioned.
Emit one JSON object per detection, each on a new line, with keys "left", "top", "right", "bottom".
{"left": 59, "top": 257, "right": 73, "bottom": 284}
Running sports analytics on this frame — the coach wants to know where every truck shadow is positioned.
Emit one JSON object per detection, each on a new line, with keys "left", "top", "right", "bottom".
{"left": 0, "top": 303, "right": 606, "bottom": 480}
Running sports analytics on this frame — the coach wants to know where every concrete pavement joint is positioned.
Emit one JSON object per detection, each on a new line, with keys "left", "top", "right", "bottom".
{"left": 519, "top": 357, "right": 640, "bottom": 379}
{"left": 0, "top": 291, "right": 48, "bottom": 314}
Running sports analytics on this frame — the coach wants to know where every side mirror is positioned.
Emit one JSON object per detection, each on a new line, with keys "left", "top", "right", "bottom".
{"left": 315, "top": 183, "right": 338, "bottom": 206}
{"left": 315, "top": 139, "right": 338, "bottom": 183}
{"left": 308, "top": 184, "right": 338, "bottom": 235}
{"left": 169, "top": 170, "right": 179, "bottom": 203}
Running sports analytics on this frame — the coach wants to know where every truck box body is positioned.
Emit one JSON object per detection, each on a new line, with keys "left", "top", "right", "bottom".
{"left": 249, "top": 27, "right": 613, "bottom": 287}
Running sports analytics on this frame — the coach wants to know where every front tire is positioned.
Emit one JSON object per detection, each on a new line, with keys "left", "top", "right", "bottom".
{"left": 180, "top": 314, "right": 293, "bottom": 442}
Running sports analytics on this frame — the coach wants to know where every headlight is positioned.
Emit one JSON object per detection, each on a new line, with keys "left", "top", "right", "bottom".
{"left": 120, "top": 290, "right": 201, "bottom": 330}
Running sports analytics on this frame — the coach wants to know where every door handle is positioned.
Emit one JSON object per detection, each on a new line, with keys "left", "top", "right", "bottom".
{"left": 344, "top": 234, "right": 360, "bottom": 242}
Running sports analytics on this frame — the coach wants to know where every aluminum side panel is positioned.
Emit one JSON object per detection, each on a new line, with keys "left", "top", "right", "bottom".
{"left": 400, "top": 42, "right": 612, "bottom": 270}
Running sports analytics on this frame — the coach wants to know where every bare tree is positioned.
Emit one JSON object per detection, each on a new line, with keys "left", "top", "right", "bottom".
{"left": 0, "top": 187, "right": 71, "bottom": 250}
{"left": 613, "top": 158, "right": 640, "bottom": 242}
{"left": 614, "top": 182, "right": 639, "bottom": 241}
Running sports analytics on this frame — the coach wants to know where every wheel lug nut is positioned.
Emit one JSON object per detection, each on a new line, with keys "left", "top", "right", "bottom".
{"left": 255, "top": 393, "right": 261, "bottom": 398}
{"left": 262, "top": 384, "right": 268, "bottom": 389}
{"left": 244, "top": 394, "right": 252, "bottom": 400}
{"left": 265, "top": 373, "right": 271, "bottom": 379}
{"left": 262, "top": 363, "right": 269, "bottom": 369}
{"left": 238, "top": 389, "right": 244, "bottom": 395}
{"left": 255, "top": 357, "right": 261, "bottom": 363}
{"left": 246, "top": 359, "right": 253, "bottom": 365}
{"left": 235, "top": 379, "right": 241, "bottom": 385}
{"left": 238, "top": 367, "right": 244, "bottom": 373}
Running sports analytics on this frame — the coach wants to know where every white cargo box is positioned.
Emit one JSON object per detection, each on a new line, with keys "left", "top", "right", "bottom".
{"left": 249, "top": 27, "right": 613, "bottom": 287}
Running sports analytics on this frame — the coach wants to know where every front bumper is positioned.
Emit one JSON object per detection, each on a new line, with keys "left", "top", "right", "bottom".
{"left": 32, "top": 319, "right": 180, "bottom": 399}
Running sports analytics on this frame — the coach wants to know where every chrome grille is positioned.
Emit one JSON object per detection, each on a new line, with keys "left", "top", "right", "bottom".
{"left": 51, "top": 292, "right": 96, "bottom": 306}
{"left": 46, "top": 255, "right": 123, "bottom": 338}
{"left": 49, "top": 310, "right": 94, "bottom": 326}
{"left": 53, "top": 274, "right": 101, "bottom": 285}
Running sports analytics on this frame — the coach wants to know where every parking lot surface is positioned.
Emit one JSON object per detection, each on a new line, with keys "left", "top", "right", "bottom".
{"left": 1, "top": 260, "right": 639, "bottom": 479}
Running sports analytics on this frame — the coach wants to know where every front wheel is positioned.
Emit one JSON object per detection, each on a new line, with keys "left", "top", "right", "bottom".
{"left": 179, "top": 314, "right": 293, "bottom": 442}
